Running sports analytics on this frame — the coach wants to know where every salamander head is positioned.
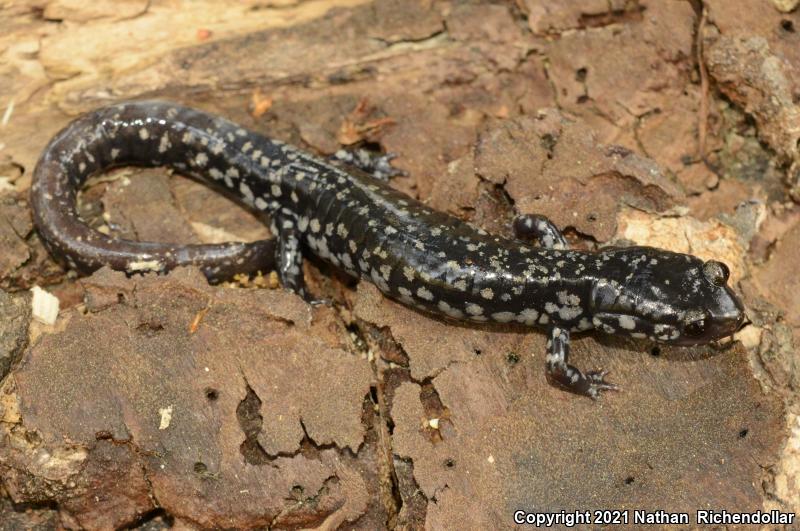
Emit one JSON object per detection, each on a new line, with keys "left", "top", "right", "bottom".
{"left": 589, "top": 247, "right": 744, "bottom": 345}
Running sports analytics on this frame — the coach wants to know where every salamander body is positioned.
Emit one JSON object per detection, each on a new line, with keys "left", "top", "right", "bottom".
{"left": 31, "top": 101, "right": 745, "bottom": 397}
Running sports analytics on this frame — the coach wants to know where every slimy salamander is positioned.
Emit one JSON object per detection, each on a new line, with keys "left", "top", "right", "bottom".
{"left": 31, "top": 101, "right": 745, "bottom": 398}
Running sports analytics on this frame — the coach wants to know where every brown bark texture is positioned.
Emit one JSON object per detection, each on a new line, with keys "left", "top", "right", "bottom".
{"left": 0, "top": 0, "right": 799, "bottom": 529}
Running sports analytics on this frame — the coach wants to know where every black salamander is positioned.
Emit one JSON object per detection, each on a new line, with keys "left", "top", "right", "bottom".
{"left": 31, "top": 101, "right": 746, "bottom": 398}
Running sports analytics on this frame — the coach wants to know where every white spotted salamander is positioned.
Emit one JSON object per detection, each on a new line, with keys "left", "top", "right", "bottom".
{"left": 31, "top": 101, "right": 745, "bottom": 398}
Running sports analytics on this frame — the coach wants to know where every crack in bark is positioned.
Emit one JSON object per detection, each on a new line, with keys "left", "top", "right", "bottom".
{"left": 235, "top": 382, "right": 277, "bottom": 466}
{"left": 370, "top": 29, "right": 448, "bottom": 48}
{"left": 117, "top": 508, "right": 172, "bottom": 530}
{"left": 351, "top": 313, "right": 462, "bottom": 526}
{"left": 268, "top": 473, "right": 343, "bottom": 530}
{"left": 235, "top": 378, "right": 358, "bottom": 468}
{"left": 391, "top": 455, "right": 428, "bottom": 527}
{"left": 578, "top": 2, "right": 645, "bottom": 30}
{"left": 346, "top": 319, "right": 407, "bottom": 527}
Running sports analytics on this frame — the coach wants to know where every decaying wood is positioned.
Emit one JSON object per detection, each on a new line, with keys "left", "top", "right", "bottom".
{"left": 0, "top": 0, "right": 798, "bottom": 528}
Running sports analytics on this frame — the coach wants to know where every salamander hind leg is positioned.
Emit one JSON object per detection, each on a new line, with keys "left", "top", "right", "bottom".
{"left": 545, "top": 326, "right": 619, "bottom": 399}
{"left": 513, "top": 214, "right": 568, "bottom": 250}
{"left": 330, "top": 149, "right": 406, "bottom": 181}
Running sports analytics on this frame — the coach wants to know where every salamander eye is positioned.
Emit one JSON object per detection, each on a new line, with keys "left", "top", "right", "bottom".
{"left": 684, "top": 318, "right": 707, "bottom": 337}
{"left": 702, "top": 260, "right": 730, "bottom": 286}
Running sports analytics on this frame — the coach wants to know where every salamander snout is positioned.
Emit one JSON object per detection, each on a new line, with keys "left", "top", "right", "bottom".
{"left": 590, "top": 251, "right": 747, "bottom": 346}
{"left": 666, "top": 259, "right": 745, "bottom": 345}
{"left": 678, "top": 283, "right": 745, "bottom": 345}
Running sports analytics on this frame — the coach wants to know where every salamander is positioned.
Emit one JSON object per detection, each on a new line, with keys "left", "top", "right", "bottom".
{"left": 30, "top": 101, "right": 746, "bottom": 398}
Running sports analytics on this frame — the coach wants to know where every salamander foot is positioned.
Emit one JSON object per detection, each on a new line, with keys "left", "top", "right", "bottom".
{"left": 513, "top": 214, "right": 568, "bottom": 250}
{"left": 330, "top": 149, "right": 406, "bottom": 181}
{"left": 545, "top": 326, "right": 619, "bottom": 399}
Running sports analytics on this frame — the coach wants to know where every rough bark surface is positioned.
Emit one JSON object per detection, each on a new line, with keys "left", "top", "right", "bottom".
{"left": 0, "top": 0, "right": 798, "bottom": 528}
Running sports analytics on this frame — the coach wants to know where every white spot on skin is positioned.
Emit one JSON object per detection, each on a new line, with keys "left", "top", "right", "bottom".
{"left": 337, "top": 224, "right": 349, "bottom": 238}
{"left": 556, "top": 291, "right": 581, "bottom": 307}
{"left": 158, "top": 133, "right": 171, "bottom": 153}
{"left": 239, "top": 182, "right": 254, "bottom": 202}
{"left": 271, "top": 184, "right": 282, "bottom": 197}
{"left": 438, "top": 300, "right": 464, "bottom": 318}
{"left": 138, "top": 128, "right": 149, "bottom": 140}
{"left": 341, "top": 254, "right": 354, "bottom": 270}
{"left": 558, "top": 306, "right": 583, "bottom": 320}
{"left": 371, "top": 269, "right": 390, "bottom": 291}
{"left": 417, "top": 287, "right": 434, "bottom": 301}
{"left": 310, "top": 219, "right": 321, "bottom": 232}
{"left": 465, "top": 303, "right": 483, "bottom": 316}
{"left": 618, "top": 315, "right": 637, "bottom": 330}
{"left": 380, "top": 265, "right": 392, "bottom": 281}
{"left": 480, "top": 288, "right": 494, "bottom": 300}
{"left": 598, "top": 322, "right": 616, "bottom": 334}
{"left": 385, "top": 226, "right": 398, "bottom": 235}
{"left": 195, "top": 153, "right": 208, "bottom": 167}
{"left": 316, "top": 237, "right": 331, "bottom": 258}
{"left": 491, "top": 311, "right": 515, "bottom": 323}
{"left": 403, "top": 266, "right": 415, "bottom": 282}
{"left": 513, "top": 309, "right": 537, "bottom": 325}
{"left": 127, "top": 260, "right": 163, "bottom": 272}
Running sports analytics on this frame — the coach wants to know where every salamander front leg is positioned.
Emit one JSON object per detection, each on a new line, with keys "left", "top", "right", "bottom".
{"left": 513, "top": 214, "right": 568, "bottom": 250}
{"left": 545, "top": 326, "right": 618, "bottom": 399}
{"left": 330, "top": 149, "right": 406, "bottom": 181}
{"left": 273, "top": 219, "right": 308, "bottom": 299}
